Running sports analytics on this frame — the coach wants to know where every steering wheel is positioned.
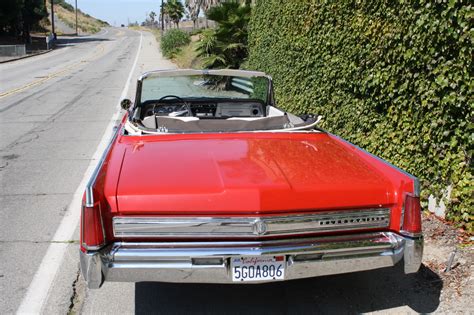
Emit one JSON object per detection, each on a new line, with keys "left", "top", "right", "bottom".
{"left": 157, "top": 95, "right": 192, "bottom": 116}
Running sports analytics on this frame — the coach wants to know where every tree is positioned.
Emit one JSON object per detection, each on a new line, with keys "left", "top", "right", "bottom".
{"left": 186, "top": 0, "right": 235, "bottom": 29}
{"left": 164, "top": 0, "right": 185, "bottom": 29}
{"left": 149, "top": 11, "right": 156, "bottom": 25}
{"left": 195, "top": 2, "right": 250, "bottom": 69}
{"left": 22, "top": 0, "right": 47, "bottom": 41}
{"left": 185, "top": 0, "right": 202, "bottom": 29}
{"left": 199, "top": 0, "right": 221, "bottom": 28}
{"left": 0, "top": 0, "right": 22, "bottom": 36}
{"left": 143, "top": 10, "right": 157, "bottom": 27}
{"left": 160, "top": 2, "right": 170, "bottom": 30}
{"left": 0, "top": 0, "right": 47, "bottom": 41}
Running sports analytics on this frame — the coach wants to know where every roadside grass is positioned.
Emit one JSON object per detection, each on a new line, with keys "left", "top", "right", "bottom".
{"left": 172, "top": 38, "right": 203, "bottom": 69}
{"left": 147, "top": 28, "right": 161, "bottom": 41}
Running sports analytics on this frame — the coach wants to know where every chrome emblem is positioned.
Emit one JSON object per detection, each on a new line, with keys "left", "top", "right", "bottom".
{"left": 253, "top": 219, "right": 267, "bottom": 236}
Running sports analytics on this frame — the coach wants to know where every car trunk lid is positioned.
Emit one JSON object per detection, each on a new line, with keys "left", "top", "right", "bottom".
{"left": 116, "top": 133, "right": 395, "bottom": 215}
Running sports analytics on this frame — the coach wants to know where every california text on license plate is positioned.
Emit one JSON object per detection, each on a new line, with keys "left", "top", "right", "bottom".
{"left": 231, "top": 256, "right": 285, "bottom": 282}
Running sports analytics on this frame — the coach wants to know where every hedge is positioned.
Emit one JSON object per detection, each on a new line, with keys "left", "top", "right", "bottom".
{"left": 248, "top": 0, "right": 473, "bottom": 232}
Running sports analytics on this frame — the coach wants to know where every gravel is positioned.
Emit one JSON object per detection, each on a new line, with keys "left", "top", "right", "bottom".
{"left": 421, "top": 213, "right": 473, "bottom": 313}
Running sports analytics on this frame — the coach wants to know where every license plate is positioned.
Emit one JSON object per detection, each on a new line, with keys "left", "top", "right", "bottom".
{"left": 231, "top": 256, "right": 285, "bottom": 282}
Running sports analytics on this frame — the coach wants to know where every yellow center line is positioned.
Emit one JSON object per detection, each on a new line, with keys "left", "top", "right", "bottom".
{"left": 0, "top": 42, "right": 107, "bottom": 100}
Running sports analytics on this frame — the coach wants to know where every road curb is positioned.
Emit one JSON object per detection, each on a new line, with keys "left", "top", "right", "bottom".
{"left": 0, "top": 49, "right": 53, "bottom": 64}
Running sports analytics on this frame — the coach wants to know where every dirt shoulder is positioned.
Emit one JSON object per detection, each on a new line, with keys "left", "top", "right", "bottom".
{"left": 421, "top": 213, "right": 473, "bottom": 313}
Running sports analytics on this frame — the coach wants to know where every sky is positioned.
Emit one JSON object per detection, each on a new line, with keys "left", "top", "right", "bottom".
{"left": 65, "top": 0, "right": 163, "bottom": 26}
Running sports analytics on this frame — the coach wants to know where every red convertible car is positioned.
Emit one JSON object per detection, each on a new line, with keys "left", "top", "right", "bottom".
{"left": 80, "top": 69, "right": 423, "bottom": 288}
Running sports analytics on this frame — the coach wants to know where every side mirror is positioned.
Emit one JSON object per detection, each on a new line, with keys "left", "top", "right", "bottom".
{"left": 121, "top": 99, "right": 132, "bottom": 110}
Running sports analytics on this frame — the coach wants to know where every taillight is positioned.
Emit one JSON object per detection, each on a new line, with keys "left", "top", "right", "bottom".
{"left": 402, "top": 195, "right": 422, "bottom": 236}
{"left": 80, "top": 202, "right": 105, "bottom": 251}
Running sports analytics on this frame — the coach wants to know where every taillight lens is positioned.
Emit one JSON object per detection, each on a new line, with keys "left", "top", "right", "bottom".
{"left": 402, "top": 195, "right": 422, "bottom": 235}
{"left": 80, "top": 202, "right": 105, "bottom": 251}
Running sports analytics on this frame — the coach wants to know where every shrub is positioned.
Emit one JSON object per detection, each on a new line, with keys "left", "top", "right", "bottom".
{"left": 248, "top": 1, "right": 473, "bottom": 232}
{"left": 160, "top": 29, "right": 191, "bottom": 58}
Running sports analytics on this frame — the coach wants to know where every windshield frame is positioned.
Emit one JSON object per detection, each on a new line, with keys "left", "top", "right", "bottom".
{"left": 134, "top": 69, "right": 275, "bottom": 110}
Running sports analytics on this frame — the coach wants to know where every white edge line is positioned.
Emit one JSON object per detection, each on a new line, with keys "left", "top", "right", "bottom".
{"left": 16, "top": 30, "right": 143, "bottom": 315}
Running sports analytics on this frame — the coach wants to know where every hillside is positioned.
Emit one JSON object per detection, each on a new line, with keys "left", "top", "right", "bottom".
{"left": 47, "top": 0, "right": 108, "bottom": 35}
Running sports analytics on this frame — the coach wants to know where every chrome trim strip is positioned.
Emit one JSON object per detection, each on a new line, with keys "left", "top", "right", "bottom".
{"left": 138, "top": 69, "right": 271, "bottom": 81}
{"left": 85, "top": 125, "right": 120, "bottom": 207}
{"left": 109, "top": 232, "right": 402, "bottom": 253}
{"left": 113, "top": 208, "right": 390, "bottom": 238}
{"left": 110, "top": 234, "right": 399, "bottom": 261}
{"left": 332, "top": 134, "right": 420, "bottom": 197}
{"left": 80, "top": 232, "right": 422, "bottom": 288}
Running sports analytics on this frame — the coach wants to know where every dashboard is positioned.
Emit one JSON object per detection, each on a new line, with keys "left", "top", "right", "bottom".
{"left": 144, "top": 101, "right": 264, "bottom": 118}
{"left": 192, "top": 102, "right": 263, "bottom": 117}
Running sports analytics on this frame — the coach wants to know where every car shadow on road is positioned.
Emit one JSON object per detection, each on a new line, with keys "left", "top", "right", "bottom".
{"left": 134, "top": 263, "right": 442, "bottom": 314}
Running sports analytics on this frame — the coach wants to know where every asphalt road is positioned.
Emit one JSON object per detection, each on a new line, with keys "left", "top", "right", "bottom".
{"left": 0, "top": 27, "right": 173, "bottom": 314}
{"left": 0, "top": 28, "right": 445, "bottom": 314}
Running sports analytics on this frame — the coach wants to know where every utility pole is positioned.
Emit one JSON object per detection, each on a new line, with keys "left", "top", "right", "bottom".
{"left": 75, "top": 0, "right": 78, "bottom": 36}
{"left": 51, "top": 0, "right": 56, "bottom": 39}
{"left": 161, "top": 0, "right": 164, "bottom": 35}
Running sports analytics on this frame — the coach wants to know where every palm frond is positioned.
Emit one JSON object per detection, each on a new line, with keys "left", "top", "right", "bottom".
{"left": 223, "top": 42, "right": 246, "bottom": 51}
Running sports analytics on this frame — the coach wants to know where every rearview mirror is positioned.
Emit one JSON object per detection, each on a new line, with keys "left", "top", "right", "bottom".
{"left": 121, "top": 99, "right": 132, "bottom": 110}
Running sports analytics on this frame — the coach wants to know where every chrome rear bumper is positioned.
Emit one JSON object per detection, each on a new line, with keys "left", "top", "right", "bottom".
{"left": 80, "top": 232, "right": 423, "bottom": 289}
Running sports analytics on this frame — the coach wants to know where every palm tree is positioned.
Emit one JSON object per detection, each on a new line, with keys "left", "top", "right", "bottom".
{"left": 160, "top": 2, "right": 170, "bottom": 29}
{"left": 185, "top": 0, "right": 202, "bottom": 29}
{"left": 164, "top": 0, "right": 185, "bottom": 29}
{"left": 196, "top": 2, "right": 250, "bottom": 69}
{"left": 186, "top": 0, "right": 227, "bottom": 29}
{"left": 200, "top": 0, "right": 221, "bottom": 28}
{"left": 149, "top": 11, "right": 156, "bottom": 24}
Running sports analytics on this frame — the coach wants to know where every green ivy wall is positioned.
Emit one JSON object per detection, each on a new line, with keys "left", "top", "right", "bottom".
{"left": 248, "top": 0, "right": 473, "bottom": 232}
